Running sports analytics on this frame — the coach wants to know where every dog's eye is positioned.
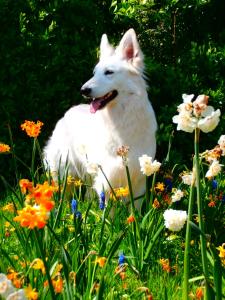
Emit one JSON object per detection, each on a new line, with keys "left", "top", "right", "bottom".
{"left": 104, "top": 70, "right": 114, "bottom": 75}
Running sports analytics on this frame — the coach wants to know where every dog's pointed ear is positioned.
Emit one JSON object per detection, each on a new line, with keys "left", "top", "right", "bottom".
{"left": 100, "top": 34, "right": 114, "bottom": 59}
{"left": 116, "top": 28, "right": 144, "bottom": 70}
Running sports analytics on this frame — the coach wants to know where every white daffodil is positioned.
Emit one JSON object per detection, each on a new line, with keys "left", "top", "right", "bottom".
{"left": 163, "top": 209, "right": 187, "bottom": 232}
{"left": 86, "top": 162, "right": 99, "bottom": 175}
{"left": 173, "top": 94, "right": 220, "bottom": 133}
{"left": 198, "top": 107, "right": 221, "bottom": 133}
{"left": 218, "top": 135, "right": 225, "bottom": 156}
{"left": 172, "top": 111, "right": 197, "bottom": 133}
{"left": 205, "top": 160, "right": 223, "bottom": 178}
{"left": 171, "top": 189, "right": 184, "bottom": 203}
{"left": 139, "top": 154, "right": 161, "bottom": 176}
{"left": 181, "top": 172, "right": 195, "bottom": 186}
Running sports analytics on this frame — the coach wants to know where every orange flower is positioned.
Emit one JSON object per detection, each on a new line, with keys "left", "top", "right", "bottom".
{"left": 95, "top": 257, "right": 107, "bottom": 267}
{"left": 7, "top": 268, "right": 23, "bottom": 288}
{"left": 0, "top": 143, "right": 10, "bottom": 153}
{"left": 196, "top": 287, "right": 203, "bottom": 299}
{"left": 127, "top": 215, "right": 135, "bottom": 224}
{"left": 21, "top": 120, "right": 44, "bottom": 138}
{"left": 28, "top": 181, "right": 57, "bottom": 211}
{"left": 159, "top": 258, "right": 171, "bottom": 273}
{"left": 25, "top": 285, "right": 38, "bottom": 300}
{"left": 152, "top": 199, "right": 160, "bottom": 209}
{"left": 19, "top": 179, "right": 33, "bottom": 194}
{"left": 14, "top": 205, "right": 49, "bottom": 229}
{"left": 119, "top": 272, "right": 126, "bottom": 280}
{"left": 208, "top": 201, "right": 216, "bottom": 207}
{"left": 52, "top": 277, "right": 63, "bottom": 294}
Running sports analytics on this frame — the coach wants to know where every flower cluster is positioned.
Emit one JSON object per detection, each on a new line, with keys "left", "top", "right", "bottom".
{"left": 173, "top": 94, "right": 221, "bottom": 133}
{"left": 0, "top": 143, "right": 10, "bottom": 153}
{"left": 14, "top": 180, "right": 57, "bottom": 229}
{"left": 163, "top": 209, "right": 187, "bottom": 232}
{"left": 139, "top": 154, "right": 161, "bottom": 177}
{"left": 21, "top": 120, "right": 44, "bottom": 138}
{"left": 201, "top": 135, "right": 225, "bottom": 179}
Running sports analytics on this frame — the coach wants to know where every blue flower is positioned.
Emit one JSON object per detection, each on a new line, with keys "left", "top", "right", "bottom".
{"left": 222, "top": 195, "right": 225, "bottom": 204}
{"left": 212, "top": 179, "right": 218, "bottom": 189}
{"left": 99, "top": 191, "right": 105, "bottom": 210}
{"left": 165, "top": 178, "right": 173, "bottom": 192}
{"left": 71, "top": 199, "right": 77, "bottom": 214}
{"left": 118, "top": 253, "right": 125, "bottom": 266}
{"left": 75, "top": 211, "right": 82, "bottom": 219}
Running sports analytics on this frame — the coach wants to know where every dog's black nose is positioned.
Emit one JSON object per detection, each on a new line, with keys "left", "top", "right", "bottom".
{"left": 80, "top": 87, "right": 92, "bottom": 97}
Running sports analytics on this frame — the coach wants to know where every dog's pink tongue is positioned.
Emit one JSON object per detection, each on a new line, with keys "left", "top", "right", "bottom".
{"left": 90, "top": 100, "right": 101, "bottom": 113}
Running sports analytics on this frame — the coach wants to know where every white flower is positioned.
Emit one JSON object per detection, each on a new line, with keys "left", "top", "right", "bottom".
{"left": 139, "top": 155, "right": 161, "bottom": 176}
{"left": 172, "top": 111, "right": 197, "bottom": 133}
{"left": 76, "top": 144, "right": 87, "bottom": 156}
{"left": 181, "top": 173, "right": 193, "bottom": 186}
{"left": 6, "top": 289, "right": 27, "bottom": 300}
{"left": 198, "top": 108, "right": 221, "bottom": 133}
{"left": 218, "top": 135, "right": 225, "bottom": 156}
{"left": 171, "top": 189, "right": 184, "bottom": 203}
{"left": 163, "top": 209, "right": 187, "bottom": 232}
{"left": 0, "top": 274, "right": 15, "bottom": 298}
{"left": 205, "top": 160, "right": 223, "bottom": 178}
{"left": 173, "top": 94, "right": 221, "bottom": 133}
{"left": 86, "top": 162, "right": 99, "bottom": 175}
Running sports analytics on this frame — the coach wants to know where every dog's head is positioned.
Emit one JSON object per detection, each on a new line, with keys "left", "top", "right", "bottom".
{"left": 80, "top": 29, "right": 144, "bottom": 113}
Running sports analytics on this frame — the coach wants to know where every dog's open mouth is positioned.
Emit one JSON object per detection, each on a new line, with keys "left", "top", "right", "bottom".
{"left": 90, "top": 90, "right": 118, "bottom": 113}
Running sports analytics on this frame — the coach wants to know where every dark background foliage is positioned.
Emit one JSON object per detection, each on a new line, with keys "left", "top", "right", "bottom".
{"left": 0, "top": 0, "right": 225, "bottom": 192}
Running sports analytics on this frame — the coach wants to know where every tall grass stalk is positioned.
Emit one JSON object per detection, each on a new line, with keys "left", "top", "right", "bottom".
{"left": 182, "top": 181, "right": 195, "bottom": 299}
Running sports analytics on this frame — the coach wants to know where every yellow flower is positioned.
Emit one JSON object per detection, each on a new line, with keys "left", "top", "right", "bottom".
{"left": 30, "top": 258, "right": 46, "bottom": 274}
{"left": 216, "top": 244, "right": 225, "bottom": 259}
{"left": 2, "top": 203, "right": 15, "bottom": 213}
{"left": 21, "top": 120, "right": 44, "bottom": 138}
{"left": 95, "top": 257, "right": 107, "bottom": 268}
{"left": 112, "top": 187, "right": 129, "bottom": 199}
{"left": 25, "top": 285, "right": 38, "bottom": 300}
{"left": 0, "top": 143, "right": 10, "bottom": 153}
{"left": 155, "top": 182, "right": 165, "bottom": 192}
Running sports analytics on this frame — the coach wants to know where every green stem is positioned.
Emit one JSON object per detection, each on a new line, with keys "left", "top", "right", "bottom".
{"left": 125, "top": 165, "right": 135, "bottom": 214}
{"left": 195, "top": 128, "right": 210, "bottom": 299}
{"left": 182, "top": 181, "right": 195, "bottom": 299}
{"left": 149, "top": 173, "right": 156, "bottom": 208}
{"left": 31, "top": 138, "right": 37, "bottom": 182}
{"left": 145, "top": 176, "right": 150, "bottom": 210}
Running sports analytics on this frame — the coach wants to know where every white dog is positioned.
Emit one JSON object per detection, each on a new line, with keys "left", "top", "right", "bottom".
{"left": 44, "top": 28, "right": 157, "bottom": 205}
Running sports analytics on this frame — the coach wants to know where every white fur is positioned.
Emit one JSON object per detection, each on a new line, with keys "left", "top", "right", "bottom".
{"left": 44, "top": 29, "right": 157, "bottom": 203}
